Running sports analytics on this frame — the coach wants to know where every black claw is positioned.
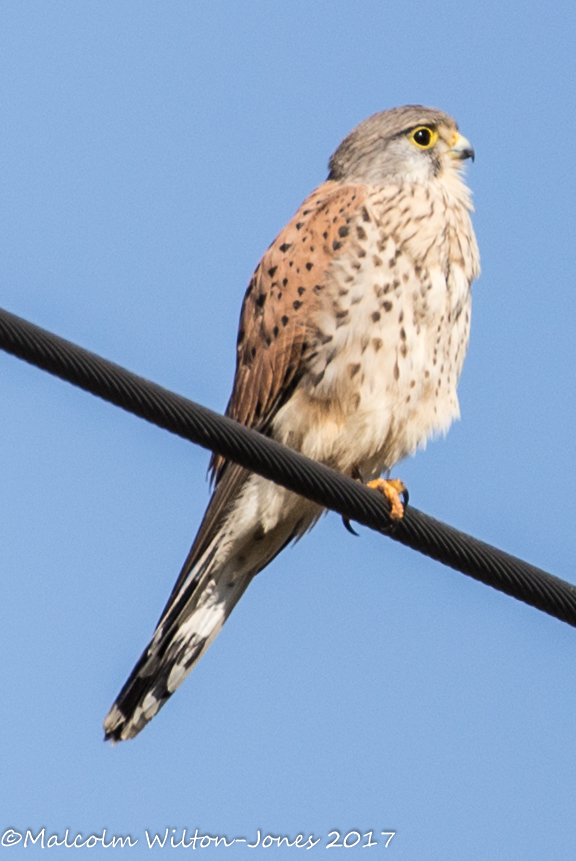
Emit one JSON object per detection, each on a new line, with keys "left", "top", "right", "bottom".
{"left": 401, "top": 487, "right": 409, "bottom": 509}
{"left": 342, "top": 516, "right": 359, "bottom": 536}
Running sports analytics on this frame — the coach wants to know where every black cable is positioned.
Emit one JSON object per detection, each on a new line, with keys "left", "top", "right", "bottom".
{"left": 1, "top": 305, "right": 575, "bottom": 627}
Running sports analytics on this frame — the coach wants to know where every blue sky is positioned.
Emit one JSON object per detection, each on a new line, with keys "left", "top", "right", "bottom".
{"left": 1, "top": 1, "right": 576, "bottom": 857}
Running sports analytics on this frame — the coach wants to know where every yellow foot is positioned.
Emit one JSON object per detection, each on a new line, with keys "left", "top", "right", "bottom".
{"left": 367, "top": 478, "right": 408, "bottom": 520}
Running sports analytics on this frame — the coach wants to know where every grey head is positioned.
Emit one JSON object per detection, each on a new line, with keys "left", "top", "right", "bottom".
{"left": 328, "top": 105, "right": 474, "bottom": 186}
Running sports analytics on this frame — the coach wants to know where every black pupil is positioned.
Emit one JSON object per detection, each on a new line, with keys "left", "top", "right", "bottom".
{"left": 414, "top": 128, "right": 431, "bottom": 146}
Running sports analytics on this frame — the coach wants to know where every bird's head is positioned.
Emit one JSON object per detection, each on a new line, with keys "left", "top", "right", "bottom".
{"left": 328, "top": 105, "right": 474, "bottom": 186}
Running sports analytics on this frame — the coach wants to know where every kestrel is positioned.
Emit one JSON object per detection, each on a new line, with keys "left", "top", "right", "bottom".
{"left": 104, "top": 105, "right": 480, "bottom": 741}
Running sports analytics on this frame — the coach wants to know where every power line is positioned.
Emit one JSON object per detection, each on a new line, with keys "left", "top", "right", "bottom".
{"left": 1, "top": 304, "right": 575, "bottom": 627}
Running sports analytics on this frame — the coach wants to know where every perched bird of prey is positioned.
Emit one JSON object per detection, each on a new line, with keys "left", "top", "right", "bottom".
{"left": 104, "top": 105, "right": 480, "bottom": 741}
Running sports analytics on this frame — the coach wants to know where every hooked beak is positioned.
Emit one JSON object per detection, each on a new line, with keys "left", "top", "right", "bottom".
{"left": 450, "top": 132, "right": 475, "bottom": 162}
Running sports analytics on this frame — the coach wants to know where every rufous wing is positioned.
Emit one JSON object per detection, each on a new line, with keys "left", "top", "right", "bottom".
{"left": 210, "top": 180, "right": 368, "bottom": 481}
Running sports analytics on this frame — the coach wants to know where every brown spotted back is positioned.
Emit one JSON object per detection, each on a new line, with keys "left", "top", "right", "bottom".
{"left": 210, "top": 181, "right": 367, "bottom": 480}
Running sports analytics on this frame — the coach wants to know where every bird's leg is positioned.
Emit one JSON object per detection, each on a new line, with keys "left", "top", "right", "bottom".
{"left": 341, "top": 469, "right": 408, "bottom": 534}
{"left": 367, "top": 477, "right": 408, "bottom": 520}
{"left": 341, "top": 465, "right": 363, "bottom": 536}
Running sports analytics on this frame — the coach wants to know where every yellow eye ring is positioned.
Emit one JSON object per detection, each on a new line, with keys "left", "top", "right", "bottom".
{"left": 409, "top": 126, "right": 439, "bottom": 149}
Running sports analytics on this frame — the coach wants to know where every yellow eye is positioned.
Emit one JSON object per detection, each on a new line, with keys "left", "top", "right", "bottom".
{"left": 409, "top": 126, "right": 438, "bottom": 149}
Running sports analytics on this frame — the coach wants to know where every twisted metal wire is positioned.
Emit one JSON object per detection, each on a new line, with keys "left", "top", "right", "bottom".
{"left": 1, "top": 305, "right": 575, "bottom": 626}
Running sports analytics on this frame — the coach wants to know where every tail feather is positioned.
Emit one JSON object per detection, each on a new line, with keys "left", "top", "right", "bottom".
{"left": 104, "top": 465, "right": 251, "bottom": 742}
{"left": 103, "top": 468, "right": 318, "bottom": 742}
{"left": 103, "top": 564, "right": 250, "bottom": 741}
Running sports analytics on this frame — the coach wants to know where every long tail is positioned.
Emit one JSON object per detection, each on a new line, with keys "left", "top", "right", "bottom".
{"left": 103, "top": 557, "right": 252, "bottom": 742}
{"left": 104, "top": 466, "right": 318, "bottom": 742}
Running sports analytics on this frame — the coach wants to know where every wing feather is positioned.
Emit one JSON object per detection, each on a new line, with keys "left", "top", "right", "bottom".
{"left": 162, "top": 182, "right": 369, "bottom": 627}
{"left": 165, "top": 181, "right": 369, "bottom": 613}
{"left": 210, "top": 180, "right": 367, "bottom": 479}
